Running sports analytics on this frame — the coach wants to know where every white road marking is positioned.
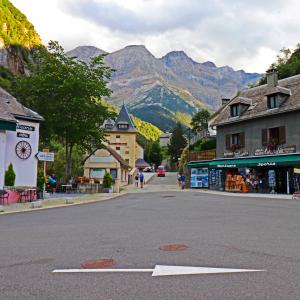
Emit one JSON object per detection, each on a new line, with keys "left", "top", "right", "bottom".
{"left": 53, "top": 265, "right": 265, "bottom": 277}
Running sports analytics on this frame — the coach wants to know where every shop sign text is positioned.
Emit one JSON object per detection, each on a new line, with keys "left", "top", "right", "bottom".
{"left": 217, "top": 164, "right": 237, "bottom": 168}
{"left": 17, "top": 132, "right": 30, "bottom": 138}
{"left": 224, "top": 151, "right": 249, "bottom": 158}
{"left": 255, "top": 145, "right": 296, "bottom": 156}
{"left": 16, "top": 124, "right": 35, "bottom": 131}
{"left": 257, "top": 162, "right": 276, "bottom": 167}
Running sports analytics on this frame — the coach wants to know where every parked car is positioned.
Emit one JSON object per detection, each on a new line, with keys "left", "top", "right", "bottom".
{"left": 143, "top": 166, "right": 153, "bottom": 172}
{"left": 156, "top": 165, "right": 166, "bottom": 177}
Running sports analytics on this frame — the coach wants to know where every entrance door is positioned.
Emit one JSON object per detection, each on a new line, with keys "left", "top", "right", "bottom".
{"left": 276, "top": 168, "right": 287, "bottom": 194}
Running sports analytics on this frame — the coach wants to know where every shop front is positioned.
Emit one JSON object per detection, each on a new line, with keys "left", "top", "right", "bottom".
{"left": 188, "top": 153, "right": 300, "bottom": 194}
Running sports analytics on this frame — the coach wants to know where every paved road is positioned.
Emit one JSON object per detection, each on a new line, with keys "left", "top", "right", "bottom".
{"left": 1, "top": 174, "right": 300, "bottom": 299}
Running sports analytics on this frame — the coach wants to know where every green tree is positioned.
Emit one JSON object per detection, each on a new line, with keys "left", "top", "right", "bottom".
{"left": 191, "top": 109, "right": 211, "bottom": 133}
{"left": 168, "top": 123, "right": 187, "bottom": 163}
{"left": 148, "top": 141, "right": 163, "bottom": 168}
{"left": 36, "top": 167, "right": 45, "bottom": 192}
{"left": 258, "top": 44, "right": 300, "bottom": 85}
{"left": 15, "top": 41, "right": 113, "bottom": 179}
{"left": 103, "top": 172, "right": 113, "bottom": 188}
{"left": 4, "top": 163, "right": 16, "bottom": 186}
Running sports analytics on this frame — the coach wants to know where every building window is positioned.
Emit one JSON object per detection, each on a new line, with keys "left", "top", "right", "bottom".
{"left": 116, "top": 135, "right": 121, "bottom": 138}
{"left": 90, "top": 168, "right": 105, "bottom": 178}
{"left": 262, "top": 126, "right": 286, "bottom": 147}
{"left": 116, "top": 147, "right": 120, "bottom": 150}
{"left": 231, "top": 133, "right": 240, "bottom": 146}
{"left": 226, "top": 132, "right": 245, "bottom": 150}
{"left": 118, "top": 124, "right": 129, "bottom": 129}
{"left": 105, "top": 124, "right": 113, "bottom": 129}
{"left": 125, "top": 159, "right": 130, "bottom": 163}
{"left": 230, "top": 104, "right": 240, "bottom": 117}
{"left": 110, "top": 169, "right": 117, "bottom": 179}
{"left": 267, "top": 95, "right": 279, "bottom": 109}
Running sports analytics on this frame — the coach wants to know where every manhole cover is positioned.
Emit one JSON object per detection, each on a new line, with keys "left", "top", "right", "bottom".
{"left": 81, "top": 259, "right": 114, "bottom": 269}
{"left": 159, "top": 244, "right": 188, "bottom": 251}
{"left": 163, "top": 195, "right": 176, "bottom": 198}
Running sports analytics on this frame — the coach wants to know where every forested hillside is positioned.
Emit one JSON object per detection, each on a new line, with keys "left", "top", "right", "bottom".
{"left": 259, "top": 44, "right": 300, "bottom": 84}
{"left": 0, "top": 0, "right": 42, "bottom": 75}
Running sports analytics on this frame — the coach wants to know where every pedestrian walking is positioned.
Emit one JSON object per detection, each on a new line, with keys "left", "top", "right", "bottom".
{"left": 134, "top": 173, "right": 139, "bottom": 187}
{"left": 180, "top": 173, "right": 186, "bottom": 190}
{"left": 139, "top": 171, "right": 145, "bottom": 188}
{"left": 177, "top": 173, "right": 182, "bottom": 187}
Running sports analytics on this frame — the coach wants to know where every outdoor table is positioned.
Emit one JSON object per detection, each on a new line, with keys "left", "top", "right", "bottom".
{"left": 61, "top": 185, "right": 72, "bottom": 193}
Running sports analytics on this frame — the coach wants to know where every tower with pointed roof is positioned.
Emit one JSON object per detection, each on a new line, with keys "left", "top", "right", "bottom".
{"left": 103, "top": 104, "right": 138, "bottom": 168}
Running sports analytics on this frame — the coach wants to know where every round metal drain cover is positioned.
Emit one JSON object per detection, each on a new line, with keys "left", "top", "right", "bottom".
{"left": 159, "top": 244, "right": 188, "bottom": 251}
{"left": 81, "top": 259, "right": 114, "bottom": 269}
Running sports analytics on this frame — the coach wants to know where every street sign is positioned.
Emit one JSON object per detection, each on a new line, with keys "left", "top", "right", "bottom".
{"left": 53, "top": 265, "right": 265, "bottom": 277}
{"left": 36, "top": 152, "right": 54, "bottom": 162}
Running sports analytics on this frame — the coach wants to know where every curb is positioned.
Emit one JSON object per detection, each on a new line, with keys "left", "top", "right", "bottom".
{"left": 0, "top": 192, "right": 127, "bottom": 216}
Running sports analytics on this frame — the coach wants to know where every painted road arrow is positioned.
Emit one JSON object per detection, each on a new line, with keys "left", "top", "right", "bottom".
{"left": 53, "top": 265, "right": 265, "bottom": 277}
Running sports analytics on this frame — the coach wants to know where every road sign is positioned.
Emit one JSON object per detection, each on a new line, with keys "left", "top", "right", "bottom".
{"left": 36, "top": 152, "right": 54, "bottom": 162}
{"left": 53, "top": 265, "right": 265, "bottom": 277}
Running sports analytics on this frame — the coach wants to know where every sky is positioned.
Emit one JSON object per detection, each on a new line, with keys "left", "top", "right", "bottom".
{"left": 10, "top": 0, "right": 300, "bottom": 73}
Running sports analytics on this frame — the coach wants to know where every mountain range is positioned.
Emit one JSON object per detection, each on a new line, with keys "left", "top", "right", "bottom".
{"left": 67, "top": 45, "right": 262, "bottom": 131}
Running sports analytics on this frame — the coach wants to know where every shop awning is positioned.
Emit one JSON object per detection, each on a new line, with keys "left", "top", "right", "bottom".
{"left": 187, "top": 161, "right": 211, "bottom": 168}
{"left": 188, "top": 153, "right": 300, "bottom": 169}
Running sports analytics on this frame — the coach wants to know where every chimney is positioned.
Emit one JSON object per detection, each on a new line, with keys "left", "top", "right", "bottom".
{"left": 266, "top": 69, "right": 278, "bottom": 87}
{"left": 221, "top": 98, "right": 230, "bottom": 106}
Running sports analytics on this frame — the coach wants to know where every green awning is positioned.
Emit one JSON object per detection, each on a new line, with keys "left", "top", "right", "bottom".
{"left": 188, "top": 153, "right": 300, "bottom": 169}
{"left": 0, "top": 120, "right": 16, "bottom": 131}
{"left": 187, "top": 161, "right": 211, "bottom": 168}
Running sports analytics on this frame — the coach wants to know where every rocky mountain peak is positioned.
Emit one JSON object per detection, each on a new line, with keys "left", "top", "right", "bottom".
{"left": 66, "top": 46, "right": 107, "bottom": 63}
{"left": 202, "top": 61, "right": 217, "bottom": 68}
{"left": 161, "top": 50, "right": 195, "bottom": 67}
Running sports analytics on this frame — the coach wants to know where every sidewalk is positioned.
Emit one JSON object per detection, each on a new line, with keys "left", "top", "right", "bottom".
{"left": 190, "top": 189, "right": 298, "bottom": 200}
{"left": 0, "top": 173, "right": 157, "bottom": 215}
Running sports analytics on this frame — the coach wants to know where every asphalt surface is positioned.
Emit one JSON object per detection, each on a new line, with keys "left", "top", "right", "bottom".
{"left": 1, "top": 172, "right": 300, "bottom": 299}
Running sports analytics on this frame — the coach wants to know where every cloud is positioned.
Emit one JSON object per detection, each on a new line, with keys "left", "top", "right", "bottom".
{"left": 10, "top": 0, "right": 300, "bottom": 72}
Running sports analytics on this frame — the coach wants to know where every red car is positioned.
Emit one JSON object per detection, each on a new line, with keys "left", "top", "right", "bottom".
{"left": 156, "top": 165, "right": 166, "bottom": 177}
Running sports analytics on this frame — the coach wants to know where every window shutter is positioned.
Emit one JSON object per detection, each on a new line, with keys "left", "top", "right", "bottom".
{"left": 262, "top": 129, "right": 268, "bottom": 146}
{"left": 239, "top": 132, "right": 245, "bottom": 147}
{"left": 279, "top": 126, "right": 286, "bottom": 144}
{"left": 225, "top": 134, "right": 231, "bottom": 150}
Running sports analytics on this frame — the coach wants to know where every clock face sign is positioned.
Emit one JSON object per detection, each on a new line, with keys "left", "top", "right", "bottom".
{"left": 15, "top": 141, "right": 32, "bottom": 160}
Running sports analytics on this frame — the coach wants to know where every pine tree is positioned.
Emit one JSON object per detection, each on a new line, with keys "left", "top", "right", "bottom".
{"left": 4, "top": 163, "right": 16, "bottom": 187}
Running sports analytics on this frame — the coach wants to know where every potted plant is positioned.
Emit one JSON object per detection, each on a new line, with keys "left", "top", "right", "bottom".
{"left": 4, "top": 163, "right": 16, "bottom": 187}
{"left": 36, "top": 168, "right": 45, "bottom": 199}
{"left": 230, "top": 144, "right": 240, "bottom": 152}
{"left": 102, "top": 172, "right": 113, "bottom": 193}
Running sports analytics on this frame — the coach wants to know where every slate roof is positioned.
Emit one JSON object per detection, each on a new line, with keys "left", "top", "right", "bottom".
{"left": 212, "top": 74, "right": 300, "bottom": 127}
{"left": 0, "top": 87, "right": 44, "bottom": 123}
{"left": 104, "top": 104, "right": 137, "bottom": 133}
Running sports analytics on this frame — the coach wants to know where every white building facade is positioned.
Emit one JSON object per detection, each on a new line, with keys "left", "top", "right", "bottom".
{"left": 0, "top": 88, "right": 43, "bottom": 188}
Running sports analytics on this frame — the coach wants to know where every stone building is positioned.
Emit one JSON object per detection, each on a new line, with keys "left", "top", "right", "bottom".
{"left": 188, "top": 72, "right": 300, "bottom": 194}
